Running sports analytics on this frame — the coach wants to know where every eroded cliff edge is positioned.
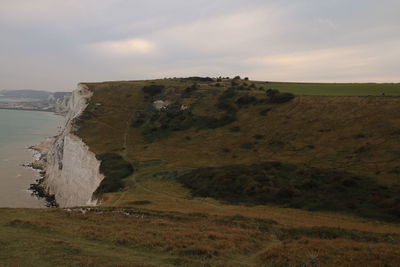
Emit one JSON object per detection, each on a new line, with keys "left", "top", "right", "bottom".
{"left": 40, "top": 84, "right": 104, "bottom": 207}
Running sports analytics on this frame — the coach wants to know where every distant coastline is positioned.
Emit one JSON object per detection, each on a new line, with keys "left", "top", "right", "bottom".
{"left": 0, "top": 107, "right": 53, "bottom": 112}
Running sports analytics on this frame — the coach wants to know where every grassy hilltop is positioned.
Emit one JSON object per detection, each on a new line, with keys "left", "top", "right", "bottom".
{"left": 1, "top": 77, "right": 400, "bottom": 266}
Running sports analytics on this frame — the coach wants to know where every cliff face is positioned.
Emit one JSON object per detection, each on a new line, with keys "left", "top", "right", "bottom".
{"left": 43, "top": 84, "right": 104, "bottom": 207}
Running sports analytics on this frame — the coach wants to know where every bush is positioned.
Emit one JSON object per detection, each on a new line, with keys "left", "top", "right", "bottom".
{"left": 142, "top": 84, "right": 165, "bottom": 96}
{"left": 266, "top": 89, "right": 295, "bottom": 103}
{"left": 259, "top": 108, "right": 272, "bottom": 116}
{"left": 240, "top": 142, "right": 254, "bottom": 149}
{"left": 236, "top": 95, "right": 258, "bottom": 106}
{"left": 183, "top": 83, "right": 198, "bottom": 96}
{"left": 229, "top": 126, "right": 241, "bottom": 132}
{"left": 270, "top": 92, "right": 295, "bottom": 103}
{"left": 177, "top": 163, "right": 400, "bottom": 221}
{"left": 216, "top": 88, "right": 238, "bottom": 113}
{"left": 253, "top": 134, "right": 265, "bottom": 140}
{"left": 181, "top": 77, "right": 214, "bottom": 82}
{"left": 94, "top": 153, "right": 134, "bottom": 195}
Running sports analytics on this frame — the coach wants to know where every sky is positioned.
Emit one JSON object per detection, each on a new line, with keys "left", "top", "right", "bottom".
{"left": 0, "top": 0, "right": 399, "bottom": 91}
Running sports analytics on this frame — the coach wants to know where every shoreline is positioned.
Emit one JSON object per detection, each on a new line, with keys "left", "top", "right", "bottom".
{"left": 0, "top": 107, "right": 54, "bottom": 113}
{"left": 26, "top": 141, "right": 59, "bottom": 208}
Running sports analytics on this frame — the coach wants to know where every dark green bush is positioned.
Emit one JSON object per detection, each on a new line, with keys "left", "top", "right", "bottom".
{"left": 236, "top": 95, "right": 258, "bottom": 106}
{"left": 240, "top": 142, "right": 254, "bottom": 149}
{"left": 266, "top": 89, "right": 295, "bottom": 103}
{"left": 181, "top": 77, "right": 214, "bottom": 82}
{"left": 183, "top": 83, "right": 198, "bottom": 95}
{"left": 259, "top": 108, "right": 272, "bottom": 116}
{"left": 229, "top": 126, "right": 241, "bottom": 132}
{"left": 177, "top": 163, "right": 400, "bottom": 222}
{"left": 270, "top": 92, "right": 295, "bottom": 103}
{"left": 94, "top": 153, "right": 134, "bottom": 195}
{"left": 253, "top": 134, "right": 265, "bottom": 140}
{"left": 142, "top": 84, "right": 165, "bottom": 96}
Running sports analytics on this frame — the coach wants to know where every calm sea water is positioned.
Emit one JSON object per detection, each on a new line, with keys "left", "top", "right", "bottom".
{"left": 0, "top": 109, "right": 62, "bottom": 207}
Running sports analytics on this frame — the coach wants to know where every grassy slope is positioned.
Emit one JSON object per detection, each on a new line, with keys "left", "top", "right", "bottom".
{"left": 257, "top": 82, "right": 400, "bottom": 96}
{"left": 1, "top": 78, "right": 400, "bottom": 266}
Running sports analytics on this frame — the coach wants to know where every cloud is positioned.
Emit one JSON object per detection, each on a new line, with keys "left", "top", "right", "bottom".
{"left": 1, "top": 0, "right": 399, "bottom": 90}
{"left": 150, "top": 6, "right": 284, "bottom": 56}
{"left": 244, "top": 41, "right": 400, "bottom": 82}
{"left": 91, "top": 38, "right": 156, "bottom": 56}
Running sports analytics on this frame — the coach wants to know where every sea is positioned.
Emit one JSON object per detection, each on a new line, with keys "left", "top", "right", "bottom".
{"left": 0, "top": 109, "right": 63, "bottom": 207}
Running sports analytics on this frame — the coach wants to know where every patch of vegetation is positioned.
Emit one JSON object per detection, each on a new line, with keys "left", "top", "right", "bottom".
{"left": 259, "top": 108, "right": 272, "bottom": 116}
{"left": 353, "top": 133, "right": 367, "bottom": 139}
{"left": 181, "top": 77, "right": 214, "bottom": 82}
{"left": 276, "top": 226, "right": 400, "bottom": 244}
{"left": 229, "top": 126, "right": 241, "bottom": 132}
{"left": 182, "top": 83, "right": 198, "bottom": 97}
{"left": 140, "top": 103, "right": 194, "bottom": 142}
{"left": 94, "top": 153, "right": 134, "bottom": 195}
{"left": 240, "top": 142, "right": 255, "bottom": 150}
{"left": 266, "top": 89, "right": 295, "bottom": 103}
{"left": 216, "top": 87, "right": 238, "bottom": 111}
{"left": 253, "top": 134, "right": 265, "bottom": 140}
{"left": 236, "top": 95, "right": 258, "bottom": 106}
{"left": 177, "top": 162, "right": 400, "bottom": 221}
{"left": 142, "top": 84, "right": 165, "bottom": 96}
{"left": 137, "top": 102, "right": 238, "bottom": 142}
{"left": 129, "top": 200, "right": 152, "bottom": 205}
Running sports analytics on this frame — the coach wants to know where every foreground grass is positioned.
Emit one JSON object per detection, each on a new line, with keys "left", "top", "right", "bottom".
{"left": 0, "top": 207, "right": 399, "bottom": 266}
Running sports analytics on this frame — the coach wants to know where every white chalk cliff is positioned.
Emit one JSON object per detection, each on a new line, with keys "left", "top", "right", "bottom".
{"left": 43, "top": 84, "right": 104, "bottom": 207}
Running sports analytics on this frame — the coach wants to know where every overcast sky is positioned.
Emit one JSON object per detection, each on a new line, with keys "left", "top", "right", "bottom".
{"left": 1, "top": 0, "right": 399, "bottom": 91}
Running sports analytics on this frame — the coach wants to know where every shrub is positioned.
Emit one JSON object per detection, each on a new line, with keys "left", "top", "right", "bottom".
{"left": 253, "top": 134, "right": 265, "bottom": 140}
{"left": 259, "top": 108, "right": 272, "bottom": 116}
{"left": 216, "top": 88, "right": 238, "bottom": 112}
{"left": 229, "top": 126, "right": 241, "bottom": 132}
{"left": 142, "top": 84, "right": 165, "bottom": 96}
{"left": 193, "top": 114, "right": 237, "bottom": 129}
{"left": 129, "top": 200, "right": 152, "bottom": 205}
{"left": 94, "top": 153, "right": 134, "bottom": 195}
{"left": 266, "top": 89, "right": 280, "bottom": 97}
{"left": 181, "top": 77, "right": 214, "bottom": 82}
{"left": 266, "top": 89, "right": 295, "bottom": 103}
{"left": 240, "top": 142, "right": 254, "bottom": 150}
{"left": 236, "top": 95, "right": 258, "bottom": 106}
{"left": 222, "top": 148, "right": 231, "bottom": 153}
{"left": 270, "top": 92, "right": 295, "bottom": 103}
{"left": 177, "top": 163, "right": 400, "bottom": 221}
{"left": 233, "top": 75, "right": 241, "bottom": 80}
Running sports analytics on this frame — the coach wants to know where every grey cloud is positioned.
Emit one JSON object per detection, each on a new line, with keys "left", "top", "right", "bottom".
{"left": 0, "top": 0, "right": 399, "bottom": 91}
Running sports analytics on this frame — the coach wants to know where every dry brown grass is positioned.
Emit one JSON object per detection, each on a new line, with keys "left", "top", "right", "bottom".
{"left": 258, "top": 238, "right": 400, "bottom": 267}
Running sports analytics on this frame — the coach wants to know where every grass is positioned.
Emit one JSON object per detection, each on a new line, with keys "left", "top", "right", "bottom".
{"left": 255, "top": 81, "right": 400, "bottom": 96}
{"left": 6, "top": 77, "right": 399, "bottom": 266}
{"left": 0, "top": 208, "right": 399, "bottom": 266}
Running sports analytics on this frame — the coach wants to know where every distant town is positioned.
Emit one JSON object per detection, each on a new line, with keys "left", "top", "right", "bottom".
{"left": 0, "top": 90, "right": 70, "bottom": 113}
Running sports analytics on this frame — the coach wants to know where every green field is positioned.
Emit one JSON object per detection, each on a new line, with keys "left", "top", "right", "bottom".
{"left": 254, "top": 82, "right": 400, "bottom": 96}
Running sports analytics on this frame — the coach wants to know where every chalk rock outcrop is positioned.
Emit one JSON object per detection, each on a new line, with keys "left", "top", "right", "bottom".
{"left": 42, "top": 84, "right": 104, "bottom": 207}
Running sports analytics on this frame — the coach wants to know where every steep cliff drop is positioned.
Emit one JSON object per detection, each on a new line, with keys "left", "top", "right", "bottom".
{"left": 41, "top": 84, "right": 104, "bottom": 207}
